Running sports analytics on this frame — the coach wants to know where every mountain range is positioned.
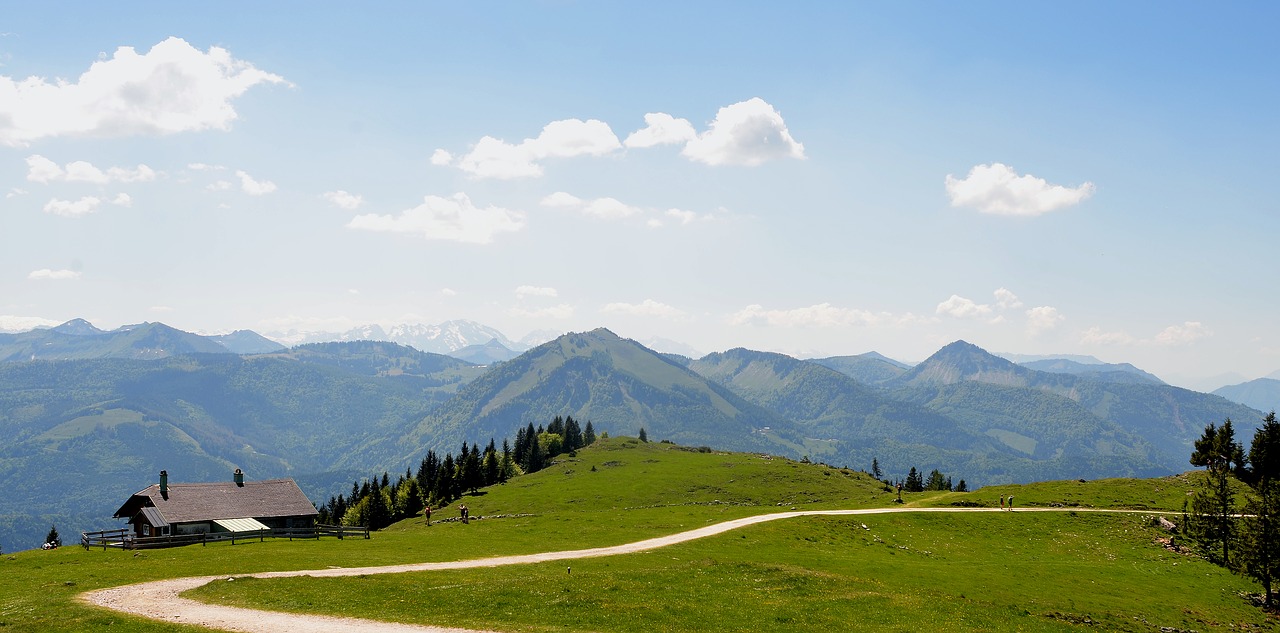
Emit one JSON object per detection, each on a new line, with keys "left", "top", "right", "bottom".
{"left": 0, "top": 319, "right": 1272, "bottom": 553}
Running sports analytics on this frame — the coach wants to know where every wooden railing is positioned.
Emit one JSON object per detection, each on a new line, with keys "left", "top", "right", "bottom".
{"left": 80, "top": 524, "right": 370, "bottom": 551}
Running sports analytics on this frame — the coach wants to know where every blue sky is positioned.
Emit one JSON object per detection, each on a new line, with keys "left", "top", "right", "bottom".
{"left": 2, "top": 2, "right": 1276, "bottom": 388}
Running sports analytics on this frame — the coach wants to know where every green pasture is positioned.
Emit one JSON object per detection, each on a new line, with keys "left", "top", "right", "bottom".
{"left": 0, "top": 438, "right": 1272, "bottom": 631}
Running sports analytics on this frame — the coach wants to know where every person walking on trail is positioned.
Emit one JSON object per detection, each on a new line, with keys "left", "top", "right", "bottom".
{"left": 1007, "top": 495, "right": 1014, "bottom": 511}
{"left": 425, "top": 506, "right": 431, "bottom": 526}
{"left": 1000, "top": 495, "right": 1005, "bottom": 510}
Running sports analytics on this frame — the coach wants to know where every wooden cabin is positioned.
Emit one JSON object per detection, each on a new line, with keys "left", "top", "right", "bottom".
{"left": 113, "top": 470, "right": 317, "bottom": 538}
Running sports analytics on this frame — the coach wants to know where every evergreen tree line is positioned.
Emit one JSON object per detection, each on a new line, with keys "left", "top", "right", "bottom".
{"left": 316, "top": 416, "right": 598, "bottom": 530}
{"left": 872, "top": 458, "right": 967, "bottom": 493}
{"left": 512, "top": 415, "right": 596, "bottom": 474}
{"left": 1183, "top": 412, "right": 1280, "bottom": 606}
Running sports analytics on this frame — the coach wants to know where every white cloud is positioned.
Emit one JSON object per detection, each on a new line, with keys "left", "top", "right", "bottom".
{"left": 0, "top": 315, "right": 61, "bottom": 332}
{"left": 1081, "top": 326, "right": 1136, "bottom": 345}
{"left": 430, "top": 149, "right": 453, "bottom": 166}
{"left": 516, "top": 285, "right": 558, "bottom": 298}
{"left": 27, "top": 155, "right": 157, "bottom": 184}
{"left": 729, "top": 303, "right": 897, "bottom": 328}
{"left": 510, "top": 304, "right": 575, "bottom": 319}
{"left": 600, "top": 299, "right": 687, "bottom": 320}
{"left": 1025, "top": 306, "right": 1064, "bottom": 334}
{"left": 25, "top": 155, "right": 62, "bottom": 182}
{"left": 945, "top": 163, "right": 1095, "bottom": 216}
{"left": 7, "top": 187, "right": 29, "bottom": 198}
{"left": 994, "top": 287, "right": 1023, "bottom": 310}
{"left": 347, "top": 192, "right": 525, "bottom": 244}
{"left": 455, "top": 118, "right": 622, "bottom": 179}
{"left": 187, "top": 162, "right": 225, "bottom": 171}
{"left": 43, "top": 196, "right": 101, "bottom": 217}
{"left": 682, "top": 98, "right": 805, "bottom": 167}
{"left": 28, "top": 268, "right": 81, "bottom": 280}
{"left": 936, "top": 295, "right": 993, "bottom": 319}
{"left": 207, "top": 180, "right": 232, "bottom": 192}
{"left": 110, "top": 192, "right": 132, "bottom": 207}
{"left": 440, "top": 288, "right": 457, "bottom": 297}
{"left": 540, "top": 191, "right": 642, "bottom": 219}
{"left": 0, "top": 37, "right": 288, "bottom": 146}
{"left": 323, "top": 190, "right": 363, "bottom": 210}
{"left": 623, "top": 112, "right": 697, "bottom": 148}
{"left": 1153, "top": 321, "right": 1211, "bottom": 346}
{"left": 236, "top": 170, "right": 276, "bottom": 195}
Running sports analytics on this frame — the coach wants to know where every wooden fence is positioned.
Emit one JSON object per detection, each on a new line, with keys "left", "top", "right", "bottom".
{"left": 80, "top": 524, "right": 369, "bottom": 551}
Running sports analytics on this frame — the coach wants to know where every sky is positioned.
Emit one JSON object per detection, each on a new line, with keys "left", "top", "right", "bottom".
{"left": 2, "top": 2, "right": 1277, "bottom": 389}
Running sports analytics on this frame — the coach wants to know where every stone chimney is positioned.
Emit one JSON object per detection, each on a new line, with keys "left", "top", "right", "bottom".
{"left": 159, "top": 470, "right": 169, "bottom": 499}
{"left": 234, "top": 468, "right": 244, "bottom": 487}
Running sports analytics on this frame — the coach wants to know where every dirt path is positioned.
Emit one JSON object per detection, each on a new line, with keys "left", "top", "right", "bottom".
{"left": 79, "top": 506, "right": 1148, "bottom": 632}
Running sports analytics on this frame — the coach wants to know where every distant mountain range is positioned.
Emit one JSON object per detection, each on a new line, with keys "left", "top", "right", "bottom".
{"left": 262, "top": 320, "right": 559, "bottom": 357}
{"left": 0, "top": 319, "right": 1272, "bottom": 554}
{"left": 1213, "top": 378, "right": 1280, "bottom": 415}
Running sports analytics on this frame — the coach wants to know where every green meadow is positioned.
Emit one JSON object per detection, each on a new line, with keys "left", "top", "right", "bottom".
{"left": 1, "top": 438, "right": 1274, "bottom": 631}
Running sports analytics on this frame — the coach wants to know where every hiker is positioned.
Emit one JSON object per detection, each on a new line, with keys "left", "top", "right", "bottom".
{"left": 425, "top": 505, "right": 431, "bottom": 526}
{"left": 460, "top": 504, "right": 469, "bottom": 524}
{"left": 1000, "top": 495, "right": 1005, "bottom": 510}
{"left": 1007, "top": 495, "right": 1014, "bottom": 511}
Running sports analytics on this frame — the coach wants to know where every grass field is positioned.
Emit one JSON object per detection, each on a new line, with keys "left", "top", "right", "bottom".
{"left": 2, "top": 438, "right": 1274, "bottom": 632}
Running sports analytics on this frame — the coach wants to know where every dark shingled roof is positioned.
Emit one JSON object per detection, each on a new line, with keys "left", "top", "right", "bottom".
{"left": 113, "top": 478, "right": 317, "bottom": 524}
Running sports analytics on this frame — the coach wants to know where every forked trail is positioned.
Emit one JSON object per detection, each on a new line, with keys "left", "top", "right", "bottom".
{"left": 80, "top": 506, "right": 1154, "bottom": 633}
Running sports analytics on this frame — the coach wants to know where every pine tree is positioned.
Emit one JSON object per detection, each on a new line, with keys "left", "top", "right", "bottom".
{"left": 547, "top": 415, "right": 565, "bottom": 436}
{"left": 45, "top": 525, "right": 61, "bottom": 548}
{"left": 483, "top": 440, "right": 500, "bottom": 486}
{"left": 500, "top": 439, "right": 514, "bottom": 482}
{"left": 871, "top": 458, "right": 882, "bottom": 480}
{"left": 638, "top": 427, "right": 649, "bottom": 443}
{"left": 564, "top": 416, "right": 583, "bottom": 451}
{"left": 583, "top": 420, "right": 596, "bottom": 446}
{"left": 925, "top": 469, "right": 948, "bottom": 491}
{"left": 955, "top": 479, "right": 968, "bottom": 492}
{"left": 1187, "top": 419, "right": 1245, "bottom": 564}
{"left": 905, "top": 467, "right": 924, "bottom": 492}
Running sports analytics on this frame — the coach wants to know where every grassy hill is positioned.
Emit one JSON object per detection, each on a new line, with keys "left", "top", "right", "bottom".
{"left": 2, "top": 439, "right": 1271, "bottom": 632}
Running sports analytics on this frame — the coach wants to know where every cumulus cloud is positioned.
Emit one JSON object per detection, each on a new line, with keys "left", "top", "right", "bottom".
{"left": 623, "top": 112, "right": 697, "bottom": 148}
{"left": 456, "top": 118, "right": 621, "bottom": 179}
{"left": 111, "top": 192, "right": 132, "bottom": 207}
{"left": 429, "top": 149, "right": 453, "bottom": 166}
{"left": 682, "top": 98, "right": 805, "bottom": 166}
{"left": 540, "top": 191, "right": 642, "bottom": 219}
{"left": 323, "top": 190, "right": 363, "bottom": 210}
{"left": 936, "top": 295, "right": 994, "bottom": 319}
{"left": 729, "top": 303, "right": 902, "bottom": 328}
{"left": 994, "top": 287, "right": 1023, "bottom": 310}
{"left": 600, "top": 299, "right": 687, "bottom": 320}
{"left": 516, "top": 285, "right": 558, "bottom": 298}
{"left": 1080, "top": 326, "right": 1135, "bottom": 346}
{"left": 28, "top": 268, "right": 81, "bottom": 280}
{"left": 207, "top": 180, "right": 232, "bottom": 192}
{"left": 0, "top": 315, "right": 62, "bottom": 332}
{"left": 1153, "top": 321, "right": 1211, "bottom": 346}
{"left": 25, "top": 157, "right": 157, "bottom": 183}
{"left": 235, "top": 170, "right": 276, "bottom": 195}
{"left": 43, "top": 196, "right": 101, "bottom": 217}
{"left": 945, "top": 163, "right": 1095, "bottom": 216}
{"left": 6, "top": 187, "right": 28, "bottom": 198}
{"left": 347, "top": 192, "right": 525, "bottom": 244}
{"left": 0, "top": 36, "right": 288, "bottom": 146}
{"left": 1025, "top": 306, "right": 1065, "bottom": 334}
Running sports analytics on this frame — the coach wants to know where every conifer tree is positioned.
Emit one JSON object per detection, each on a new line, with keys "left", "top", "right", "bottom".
{"left": 871, "top": 458, "right": 882, "bottom": 480}
{"left": 45, "top": 525, "right": 60, "bottom": 548}
{"left": 583, "top": 420, "right": 596, "bottom": 446}
{"left": 564, "top": 416, "right": 583, "bottom": 451}
{"left": 1187, "top": 419, "right": 1244, "bottom": 564}
{"left": 500, "top": 439, "right": 514, "bottom": 482}
{"left": 638, "top": 427, "right": 649, "bottom": 443}
{"left": 905, "top": 467, "right": 924, "bottom": 492}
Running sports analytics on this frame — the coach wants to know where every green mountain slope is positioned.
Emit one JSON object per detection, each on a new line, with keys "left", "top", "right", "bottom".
{"left": 808, "top": 352, "right": 909, "bottom": 386}
{"left": 890, "top": 341, "right": 1264, "bottom": 476}
{"left": 0, "top": 342, "right": 483, "bottom": 554}
{"left": 0, "top": 320, "right": 231, "bottom": 361}
{"left": 400, "top": 329, "right": 798, "bottom": 460}
{"left": 1213, "top": 377, "right": 1280, "bottom": 414}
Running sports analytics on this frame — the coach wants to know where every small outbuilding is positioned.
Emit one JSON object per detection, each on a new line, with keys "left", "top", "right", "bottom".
{"left": 113, "top": 469, "right": 317, "bottom": 538}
